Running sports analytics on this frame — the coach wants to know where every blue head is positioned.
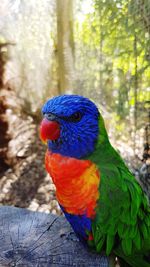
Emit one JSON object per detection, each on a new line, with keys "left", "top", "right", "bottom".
{"left": 40, "top": 95, "right": 99, "bottom": 158}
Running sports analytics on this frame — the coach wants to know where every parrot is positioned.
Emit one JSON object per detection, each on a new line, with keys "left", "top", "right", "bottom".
{"left": 40, "top": 94, "right": 150, "bottom": 267}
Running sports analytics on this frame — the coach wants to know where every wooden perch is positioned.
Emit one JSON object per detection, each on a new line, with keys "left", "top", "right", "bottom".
{"left": 0, "top": 206, "right": 109, "bottom": 267}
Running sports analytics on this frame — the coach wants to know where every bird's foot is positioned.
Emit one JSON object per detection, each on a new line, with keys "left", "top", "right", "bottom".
{"left": 60, "top": 231, "right": 79, "bottom": 242}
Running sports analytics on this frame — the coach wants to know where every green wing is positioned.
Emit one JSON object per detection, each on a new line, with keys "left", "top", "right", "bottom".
{"left": 90, "top": 150, "right": 150, "bottom": 267}
{"left": 86, "top": 115, "right": 150, "bottom": 267}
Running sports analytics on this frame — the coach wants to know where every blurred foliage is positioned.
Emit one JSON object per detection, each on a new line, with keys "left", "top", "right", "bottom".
{"left": 0, "top": 0, "right": 55, "bottom": 112}
{"left": 0, "top": 0, "right": 149, "bottom": 151}
{"left": 75, "top": 0, "right": 149, "bottom": 115}
{"left": 74, "top": 0, "right": 150, "bottom": 151}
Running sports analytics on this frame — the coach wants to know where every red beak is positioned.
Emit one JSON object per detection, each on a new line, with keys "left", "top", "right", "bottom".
{"left": 40, "top": 118, "right": 60, "bottom": 142}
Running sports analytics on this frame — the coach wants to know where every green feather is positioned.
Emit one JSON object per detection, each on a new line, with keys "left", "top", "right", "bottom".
{"left": 106, "top": 234, "right": 115, "bottom": 255}
{"left": 133, "top": 230, "right": 142, "bottom": 250}
{"left": 96, "top": 236, "right": 105, "bottom": 253}
{"left": 85, "top": 114, "right": 150, "bottom": 267}
{"left": 122, "top": 238, "right": 132, "bottom": 255}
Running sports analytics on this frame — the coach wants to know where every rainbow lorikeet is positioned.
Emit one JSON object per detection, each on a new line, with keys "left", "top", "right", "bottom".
{"left": 40, "top": 95, "right": 150, "bottom": 267}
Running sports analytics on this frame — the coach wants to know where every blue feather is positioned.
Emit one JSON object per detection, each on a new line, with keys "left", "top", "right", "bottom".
{"left": 60, "top": 206, "right": 92, "bottom": 243}
{"left": 42, "top": 95, "right": 99, "bottom": 158}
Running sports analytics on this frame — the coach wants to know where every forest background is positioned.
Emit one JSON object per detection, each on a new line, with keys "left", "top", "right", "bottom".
{"left": 0, "top": 0, "right": 150, "bottom": 213}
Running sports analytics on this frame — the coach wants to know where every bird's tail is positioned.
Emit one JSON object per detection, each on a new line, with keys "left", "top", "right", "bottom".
{"left": 118, "top": 258, "right": 131, "bottom": 267}
{"left": 115, "top": 247, "right": 150, "bottom": 267}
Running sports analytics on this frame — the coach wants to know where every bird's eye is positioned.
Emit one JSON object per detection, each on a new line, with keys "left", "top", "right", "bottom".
{"left": 70, "top": 112, "right": 82, "bottom": 122}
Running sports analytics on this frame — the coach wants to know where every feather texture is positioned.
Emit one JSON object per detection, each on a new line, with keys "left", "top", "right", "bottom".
{"left": 40, "top": 95, "right": 150, "bottom": 267}
{"left": 87, "top": 116, "right": 150, "bottom": 266}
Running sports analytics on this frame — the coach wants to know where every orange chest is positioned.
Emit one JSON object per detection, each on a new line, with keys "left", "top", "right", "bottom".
{"left": 45, "top": 150, "right": 100, "bottom": 218}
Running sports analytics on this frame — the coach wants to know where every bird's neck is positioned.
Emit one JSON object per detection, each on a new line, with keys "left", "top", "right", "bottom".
{"left": 84, "top": 115, "right": 125, "bottom": 168}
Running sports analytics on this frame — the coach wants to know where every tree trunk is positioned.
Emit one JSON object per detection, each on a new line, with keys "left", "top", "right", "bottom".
{"left": 56, "top": 0, "right": 74, "bottom": 94}
{"left": 0, "top": 43, "right": 12, "bottom": 174}
{"left": 0, "top": 206, "right": 109, "bottom": 267}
